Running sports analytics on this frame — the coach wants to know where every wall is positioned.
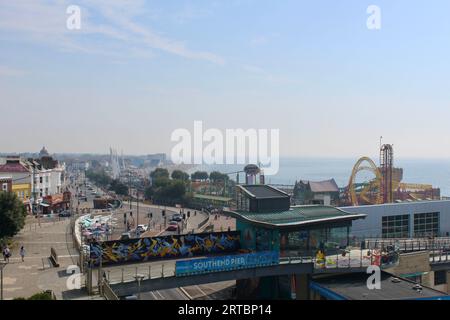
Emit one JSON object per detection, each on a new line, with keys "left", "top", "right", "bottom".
{"left": 387, "top": 251, "right": 432, "bottom": 287}
{"left": 342, "top": 200, "right": 450, "bottom": 238}
{"left": 89, "top": 231, "right": 240, "bottom": 266}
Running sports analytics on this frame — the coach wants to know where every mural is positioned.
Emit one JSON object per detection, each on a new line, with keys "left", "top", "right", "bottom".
{"left": 89, "top": 231, "right": 240, "bottom": 266}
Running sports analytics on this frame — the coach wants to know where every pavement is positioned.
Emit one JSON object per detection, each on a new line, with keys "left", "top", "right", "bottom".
{"left": 1, "top": 175, "right": 235, "bottom": 300}
{"left": 0, "top": 216, "right": 96, "bottom": 300}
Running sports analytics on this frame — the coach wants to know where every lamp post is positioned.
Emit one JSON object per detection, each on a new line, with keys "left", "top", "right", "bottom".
{"left": 134, "top": 274, "right": 145, "bottom": 300}
{"left": 1, "top": 262, "right": 5, "bottom": 300}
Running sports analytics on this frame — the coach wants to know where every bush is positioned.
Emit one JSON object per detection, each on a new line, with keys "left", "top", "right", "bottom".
{"left": 20, "top": 291, "right": 54, "bottom": 300}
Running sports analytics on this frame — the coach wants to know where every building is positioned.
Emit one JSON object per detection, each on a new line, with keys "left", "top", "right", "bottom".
{"left": 310, "top": 271, "right": 449, "bottom": 300}
{"left": 0, "top": 177, "right": 12, "bottom": 192}
{"left": 342, "top": 200, "right": 450, "bottom": 239}
{"left": 225, "top": 184, "right": 366, "bottom": 299}
{"left": 0, "top": 149, "right": 66, "bottom": 213}
{"left": 0, "top": 158, "right": 33, "bottom": 211}
{"left": 293, "top": 179, "right": 340, "bottom": 206}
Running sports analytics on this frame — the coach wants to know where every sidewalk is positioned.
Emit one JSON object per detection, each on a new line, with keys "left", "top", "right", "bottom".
{"left": 1, "top": 217, "right": 82, "bottom": 300}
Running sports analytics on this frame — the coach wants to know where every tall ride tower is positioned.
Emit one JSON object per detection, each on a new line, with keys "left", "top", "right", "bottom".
{"left": 380, "top": 144, "right": 394, "bottom": 203}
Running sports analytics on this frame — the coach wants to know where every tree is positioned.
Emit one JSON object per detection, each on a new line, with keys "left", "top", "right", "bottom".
{"left": 209, "top": 171, "right": 229, "bottom": 182}
{"left": 158, "top": 180, "right": 186, "bottom": 200}
{"left": 150, "top": 168, "right": 169, "bottom": 180}
{"left": 171, "top": 170, "right": 189, "bottom": 181}
{"left": 0, "top": 192, "right": 27, "bottom": 240}
{"left": 109, "top": 179, "right": 128, "bottom": 196}
{"left": 191, "top": 171, "right": 209, "bottom": 181}
{"left": 85, "top": 169, "right": 112, "bottom": 187}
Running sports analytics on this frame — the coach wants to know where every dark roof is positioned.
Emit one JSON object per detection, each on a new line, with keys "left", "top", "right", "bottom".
{"left": 311, "top": 272, "right": 447, "bottom": 300}
{"left": 239, "top": 185, "right": 289, "bottom": 199}
{"left": 224, "top": 205, "right": 366, "bottom": 229}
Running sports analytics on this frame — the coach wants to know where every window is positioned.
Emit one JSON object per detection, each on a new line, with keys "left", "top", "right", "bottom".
{"left": 2, "top": 183, "right": 7, "bottom": 191}
{"left": 414, "top": 212, "right": 439, "bottom": 237}
{"left": 434, "top": 270, "right": 447, "bottom": 286}
{"left": 39, "top": 177, "right": 43, "bottom": 184}
{"left": 382, "top": 215, "right": 409, "bottom": 238}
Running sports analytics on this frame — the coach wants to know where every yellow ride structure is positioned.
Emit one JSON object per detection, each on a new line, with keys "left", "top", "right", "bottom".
{"left": 347, "top": 157, "right": 383, "bottom": 206}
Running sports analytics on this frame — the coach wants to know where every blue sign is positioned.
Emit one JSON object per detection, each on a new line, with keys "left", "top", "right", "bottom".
{"left": 175, "top": 251, "right": 279, "bottom": 276}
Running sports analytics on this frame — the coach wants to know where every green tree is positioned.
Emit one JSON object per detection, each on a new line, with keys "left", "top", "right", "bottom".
{"left": 191, "top": 171, "right": 209, "bottom": 181}
{"left": 85, "top": 169, "right": 112, "bottom": 187}
{"left": 150, "top": 168, "right": 169, "bottom": 180}
{"left": 171, "top": 170, "right": 189, "bottom": 181}
{"left": 209, "top": 171, "right": 229, "bottom": 182}
{"left": 0, "top": 192, "right": 28, "bottom": 240}
{"left": 109, "top": 179, "right": 128, "bottom": 196}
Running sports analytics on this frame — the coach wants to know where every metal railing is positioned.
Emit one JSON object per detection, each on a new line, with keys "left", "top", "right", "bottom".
{"left": 102, "top": 249, "right": 399, "bottom": 285}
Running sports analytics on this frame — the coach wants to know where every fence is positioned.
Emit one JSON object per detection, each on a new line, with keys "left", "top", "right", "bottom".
{"left": 197, "top": 212, "right": 210, "bottom": 229}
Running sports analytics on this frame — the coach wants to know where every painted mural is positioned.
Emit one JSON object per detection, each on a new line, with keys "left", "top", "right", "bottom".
{"left": 89, "top": 231, "right": 240, "bottom": 266}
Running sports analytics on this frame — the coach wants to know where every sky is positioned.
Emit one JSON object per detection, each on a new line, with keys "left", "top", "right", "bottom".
{"left": 1, "top": 0, "right": 450, "bottom": 159}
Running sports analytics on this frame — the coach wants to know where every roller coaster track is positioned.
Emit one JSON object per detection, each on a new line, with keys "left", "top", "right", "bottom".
{"left": 348, "top": 157, "right": 383, "bottom": 206}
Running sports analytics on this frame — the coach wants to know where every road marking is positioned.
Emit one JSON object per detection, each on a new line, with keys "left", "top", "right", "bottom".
{"left": 195, "top": 285, "right": 211, "bottom": 300}
{"left": 179, "top": 287, "right": 193, "bottom": 300}
{"left": 155, "top": 291, "right": 164, "bottom": 299}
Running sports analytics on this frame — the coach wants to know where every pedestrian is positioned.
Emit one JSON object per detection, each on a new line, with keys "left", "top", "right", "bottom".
{"left": 20, "top": 246, "right": 26, "bottom": 262}
{"left": 3, "top": 246, "right": 11, "bottom": 263}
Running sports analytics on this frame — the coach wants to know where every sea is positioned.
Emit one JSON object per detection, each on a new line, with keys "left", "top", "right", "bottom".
{"left": 187, "top": 158, "right": 450, "bottom": 197}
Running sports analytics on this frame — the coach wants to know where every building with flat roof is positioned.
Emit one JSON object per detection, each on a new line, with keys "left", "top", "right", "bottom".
{"left": 310, "top": 271, "right": 449, "bottom": 300}
{"left": 225, "top": 184, "right": 367, "bottom": 299}
{"left": 227, "top": 184, "right": 366, "bottom": 256}
{"left": 342, "top": 200, "right": 450, "bottom": 239}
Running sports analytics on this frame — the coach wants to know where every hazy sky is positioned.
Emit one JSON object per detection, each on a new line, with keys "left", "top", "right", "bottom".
{"left": 1, "top": 0, "right": 450, "bottom": 159}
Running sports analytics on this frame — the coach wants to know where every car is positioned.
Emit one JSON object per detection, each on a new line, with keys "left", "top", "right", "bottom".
{"left": 166, "top": 223, "right": 178, "bottom": 231}
{"left": 120, "top": 233, "right": 131, "bottom": 240}
{"left": 58, "top": 211, "right": 71, "bottom": 217}
{"left": 137, "top": 224, "right": 148, "bottom": 232}
{"left": 171, "top": 214, "right": 182, "bottom": 222}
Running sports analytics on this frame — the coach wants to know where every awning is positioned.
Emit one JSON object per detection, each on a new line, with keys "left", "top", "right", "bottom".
{"left": 40, "top": 203, "right": 50, "bottom": 207}
{"left": 400, "top": 271, "right": 429, "bottom": 278}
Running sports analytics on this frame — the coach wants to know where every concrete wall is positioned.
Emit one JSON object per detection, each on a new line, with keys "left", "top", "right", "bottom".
{"left": 342, "top": 200, "right": 450, "bottom": 238}
{"left": 387, "top": 251, "right": 432, "bottom": 287}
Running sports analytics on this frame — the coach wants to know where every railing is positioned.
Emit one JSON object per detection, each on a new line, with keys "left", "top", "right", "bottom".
{"left": 197, "top": 213, "right": 210, "bottom": 229}
{"left": 104, "top": 263, "right": 176, "bottom": 285}
{"left": 102, "top": 249, "right": 400, "bottom": 285}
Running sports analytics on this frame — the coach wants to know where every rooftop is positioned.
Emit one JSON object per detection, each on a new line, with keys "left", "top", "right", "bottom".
{"left": 0, "top": 161, "right": 29, "bottom": 173}
{"left": 193, "top": 193, "right": 233, "bottom": 202}
{"left": 311, "top": 272, "right": 448, "bottom": 300}
{"left": 225, "top": 205, "right": 366, "bottom": 229}
{"left": 307, "top": 179, "right": 339, "bottom": 193}
{"left": 239, "top": 184, "right": 289, "bottom": 199}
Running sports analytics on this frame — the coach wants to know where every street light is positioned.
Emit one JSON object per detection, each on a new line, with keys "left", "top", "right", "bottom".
{"left": 134, "top": 274, "right": 145, "bottom": 300}
{"left": 0, "top": 262, "right": 6, "bottom": 300}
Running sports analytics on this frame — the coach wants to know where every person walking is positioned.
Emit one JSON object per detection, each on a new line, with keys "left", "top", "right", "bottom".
{"left": 20, "top": 246, "right": 26, "bottom": 262}
{"left": 3, "top": 246, "right": 11, "bottom": 263}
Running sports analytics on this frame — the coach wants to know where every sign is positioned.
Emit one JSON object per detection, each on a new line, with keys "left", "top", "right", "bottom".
{"left": 175, "top": 251, "right": 279, "bottom": 277}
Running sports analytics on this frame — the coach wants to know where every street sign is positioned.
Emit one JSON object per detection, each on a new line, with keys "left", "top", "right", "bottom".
{"left": 175, "top": 251, "right": 279, "bottom": 277}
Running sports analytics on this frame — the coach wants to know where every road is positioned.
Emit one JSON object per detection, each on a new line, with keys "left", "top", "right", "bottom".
{"left": 73, "top": 175, "right": 234, "bottom": 300}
